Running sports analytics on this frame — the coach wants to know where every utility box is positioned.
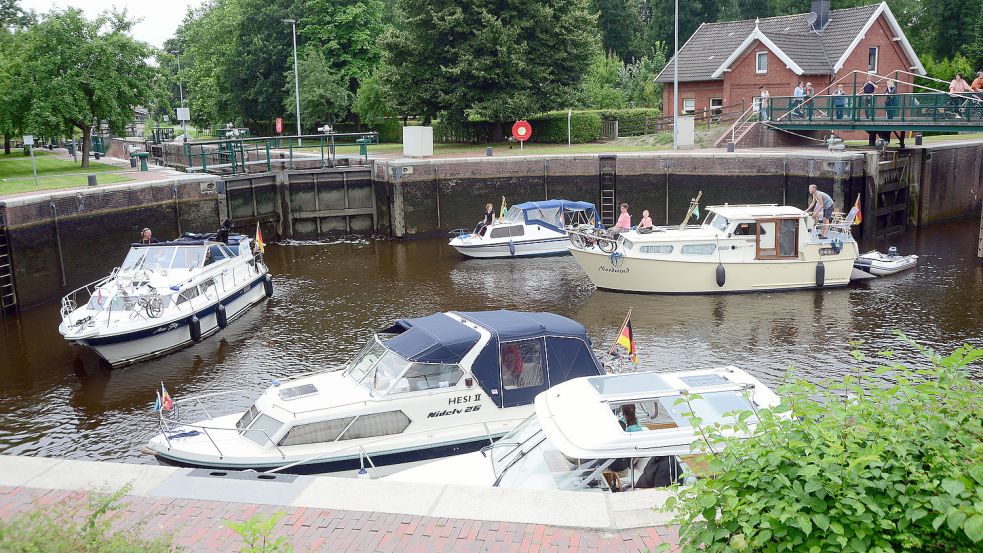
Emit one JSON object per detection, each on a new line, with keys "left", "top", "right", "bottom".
{"left": 677, "top": 116, "right": 695, "bottom": 149}
{"left": 403, "top": 126, "right": 433, "bottom": 158}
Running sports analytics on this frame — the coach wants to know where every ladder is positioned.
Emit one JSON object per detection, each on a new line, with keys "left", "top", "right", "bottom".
{"left": 599, "top": 156, "right": 616, "bottom": 226}
{"left": 0, "top": 209, "right": 17, "bottom": 314}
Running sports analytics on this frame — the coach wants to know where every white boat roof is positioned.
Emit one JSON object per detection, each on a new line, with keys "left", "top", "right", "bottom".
{"left": 707, "top": 204, "right": 809, "bottom": 219}
{"left": 536, "top": 367, "right": 780, "bottom": 459}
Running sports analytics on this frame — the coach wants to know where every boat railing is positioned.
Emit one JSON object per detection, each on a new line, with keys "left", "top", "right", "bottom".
{"left": 156, "top": 414, "right": 287, "bottom": 461}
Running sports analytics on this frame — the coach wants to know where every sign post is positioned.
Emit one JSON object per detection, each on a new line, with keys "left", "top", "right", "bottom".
{"left": 23, "top": 135, "right": 38, "bottom": 188}
{"left": 176, "top": 107, "right": 190, "bottom": 142}
{"left": 512, "top": 120, "right": 532, "bottom": 151}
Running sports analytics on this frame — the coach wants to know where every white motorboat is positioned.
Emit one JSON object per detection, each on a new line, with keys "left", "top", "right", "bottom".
{"left": 449, "top": 200, "right": 601, "bottom": 258}
{"left": 145, "top": 310, "right": 606, "bottom": 473}
{"left": 569, "top": 204, "right": 859, "bottom": 294}
{"left": 59, "top": 231, "right": 272, "bottom": 367}
{"left": 388, "top": 366, "right": 780, "bottom": 491}
{"left": 854, "top": 247, "right": 917, "bottom": 276}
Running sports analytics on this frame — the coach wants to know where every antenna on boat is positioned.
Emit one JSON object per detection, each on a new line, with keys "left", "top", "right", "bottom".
{"left": 679, "top": 190, "right": 703, "bottom": 229}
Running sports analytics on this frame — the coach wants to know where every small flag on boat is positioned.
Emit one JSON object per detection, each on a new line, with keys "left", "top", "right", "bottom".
{"left": 852, "top": 194, "right": 862, "bottom": 225}
{"left": 255, "top": 222, "right": 265, "bottom": 254}
{"left": 153, "top": 390, "right": 162, "bottom": 413}
{"left": 499, "top": 196, "right": 507, "bottom": 222}
{"left": 693, "top": 204, "right": 700, "bottom": 220}
{"left": 609, "top": 309, "right": 638, "bottom": 363}
{"left": 161, "top": 383, "right": 173, "bottom": 412}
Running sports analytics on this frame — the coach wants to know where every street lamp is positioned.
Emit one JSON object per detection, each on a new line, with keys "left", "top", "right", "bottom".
{"left": 284, "top": 18, "right": 301, "bottom": 140}
{"left": 672, "top": 0, "right": 679, "bottom": 151}
{"left": 169, "top": 50, "right": 187, "bottom": 141}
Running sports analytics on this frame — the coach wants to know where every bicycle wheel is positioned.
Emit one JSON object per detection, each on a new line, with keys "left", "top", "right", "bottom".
{"left": 570, "top": 231, "right": 586, "bottom": 249}
{"left": 598, "top": 237, "right": 617, "bottom": 254}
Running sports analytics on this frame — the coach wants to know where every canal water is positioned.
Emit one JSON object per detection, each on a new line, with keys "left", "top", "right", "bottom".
{"left": 1, "top": 218, "right": 981, "bottom": 465}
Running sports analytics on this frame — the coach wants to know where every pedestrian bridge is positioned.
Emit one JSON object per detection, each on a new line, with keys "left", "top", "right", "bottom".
{"left": 765, "top": 91, "right": 983, "bottom": 134}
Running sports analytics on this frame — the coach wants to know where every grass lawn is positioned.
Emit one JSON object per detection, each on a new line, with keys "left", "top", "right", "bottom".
{"left": 0, "top": 150, "right": 133, "bottom": 195}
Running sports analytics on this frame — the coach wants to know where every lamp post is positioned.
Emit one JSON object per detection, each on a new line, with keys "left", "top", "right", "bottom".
{"left": 672, "top": 0, "right": 679, "bottom": 151}
{"left": 169, "top": 50, "right": 187, "bottom": 141}
{"left": 284, "top": 18, "right": 301, "bottom": 142}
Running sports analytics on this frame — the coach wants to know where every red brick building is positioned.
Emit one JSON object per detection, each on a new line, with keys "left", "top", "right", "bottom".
{"left": 656, "top": 1, "right": 925, "bottom": 117}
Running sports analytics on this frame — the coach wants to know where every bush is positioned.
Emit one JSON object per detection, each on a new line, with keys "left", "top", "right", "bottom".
{"left": 663, "top": 335, "right": 983, "bottom": 552}
{"left": 374, "top": 119, "right": 403, "bottom": 143}
{"left": 433, "top": 119, "right": 499, "bottom": 144}
{"left": 527, "top": 111, "right": 602, "bottom": 143}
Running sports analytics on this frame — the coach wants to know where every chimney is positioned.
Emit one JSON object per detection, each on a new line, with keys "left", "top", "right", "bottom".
{"left": 811, "top": 0, "right": 830, "bottom": 31}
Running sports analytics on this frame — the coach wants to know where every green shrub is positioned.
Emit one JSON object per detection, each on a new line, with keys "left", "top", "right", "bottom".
{"left": 663, "top": 335, "right": 983, "bottom": 553}
{"left": 374, "top": 119, "right": 403, "bottom": 143}
{"left": 226, "top": 511, "right": 293, "bottom": 553}
{"left": 433, "top": 119, "right": 499, "bottom": 143}
{"left": 0, "top": 485, "right": 176, "bottom": 552}
{"left": 527, "top": 111, "right": 602, "bottom": 143}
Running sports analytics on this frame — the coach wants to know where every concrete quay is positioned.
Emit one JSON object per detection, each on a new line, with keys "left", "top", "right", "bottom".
{"left": 0, "top": 454, "right": 680, "bottom": 552}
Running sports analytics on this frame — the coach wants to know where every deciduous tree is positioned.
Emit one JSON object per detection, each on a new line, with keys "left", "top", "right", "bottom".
{"left": 284, "top": 49, "right": 352, "bottom": 127}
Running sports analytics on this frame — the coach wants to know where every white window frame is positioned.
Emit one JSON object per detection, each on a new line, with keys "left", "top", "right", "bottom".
{"left": 867, "top": 46, "right": 878, "bottom": 73}
{"left": 682, "top": 98, "right": 695, "bottom": 114}
{"left": 755, "top": 51, "right": 768, "bottom": 74}
{"left": 709, "top": 98, "right": 724, "bottom": 115}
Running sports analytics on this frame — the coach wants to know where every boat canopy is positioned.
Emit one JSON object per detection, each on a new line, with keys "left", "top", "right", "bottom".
{"left": 456, "top": 310, "right": 604, "bottom": 408}
{"left": 508, "top": 200, "right": 601, "bottom": 231}
{"left": 381, "top": 313, "right": 481, "bottom": 364}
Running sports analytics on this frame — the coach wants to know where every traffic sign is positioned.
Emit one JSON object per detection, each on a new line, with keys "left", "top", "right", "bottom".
{"left": 512, "top": 120, "right": 532, "bottom": 142}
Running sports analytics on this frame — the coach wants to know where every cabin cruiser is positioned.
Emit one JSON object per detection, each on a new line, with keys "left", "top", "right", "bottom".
{"left": 145, "top": 310, "right": 606, "bottom": 473}
{"left": 569, "top": 204, "right": 859, "bottom": 294}
{"left": 449, "top": 200, "right": 602, "bottom": 258}
{"left": 388, "top": 367, "right": 779, "bottom": 491}
{"left": 854, "top": 247, "right": 917, "bottom": 276}
{"left": 59, "top": 232, "right": 272, "bottom": 367}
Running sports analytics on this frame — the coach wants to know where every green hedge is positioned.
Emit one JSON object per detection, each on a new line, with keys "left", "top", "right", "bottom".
{"left": 428, "top": 108, "right": 662, "bottom": 144}
{"left": 433, "top": 120, "right": 500, "bottom": 143}
{"left": 526, "top": 111, "right": 601, "bottom": 143}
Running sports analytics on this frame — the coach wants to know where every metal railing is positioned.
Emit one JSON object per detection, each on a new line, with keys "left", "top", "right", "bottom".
{"left": 767, "top": 91, "right": 983, "bottom": 125}
{"left": 182, "top": 132, "right": 379, "bottom": 173}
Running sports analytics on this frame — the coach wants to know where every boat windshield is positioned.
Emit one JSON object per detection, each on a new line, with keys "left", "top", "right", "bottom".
{"left": 703, "top": 213, "right": 729, "bottom": 233}
{"left": 502, "top": 206, "right": 524, "bottom": 224}
{"left": 490, "top": 414, "right": 547, "bottom": 474}
{"left": 120, "top": 246, "right": 208, "bottom": 272}
{"left": 344, "top": 338, "right": 387, "bottom": 382}
{"left": 343, "top": 338, "right": 412, "bottom": 395}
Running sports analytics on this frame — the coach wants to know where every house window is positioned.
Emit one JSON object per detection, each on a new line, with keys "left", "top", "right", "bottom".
{"left": 710, "top": 98, "right": 723, "bottom": 115}
{"left": 867, "top": 47, "right": 878, "bottom": 73}
{"left": 756, "top": 52, "right": 768, "bottom": 74}
{"left": 682, "top": 98, "right": 695, "bottom": 114}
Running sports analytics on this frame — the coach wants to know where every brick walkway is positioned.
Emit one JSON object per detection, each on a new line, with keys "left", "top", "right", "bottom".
{"left": 0, "top": 486, "right": 680, "bottom": 552}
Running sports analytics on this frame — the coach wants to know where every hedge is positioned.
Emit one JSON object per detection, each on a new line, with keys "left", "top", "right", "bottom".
{"left": 526, "top": 111, "right": 601, "bottom": 143}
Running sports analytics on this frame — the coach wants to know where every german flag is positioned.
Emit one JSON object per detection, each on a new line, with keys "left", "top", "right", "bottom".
{"left": 609, "top": 310, "right": 637, "bottom": 363}
{"left": 852, "top": 195, "right": 862, "bottom": 225}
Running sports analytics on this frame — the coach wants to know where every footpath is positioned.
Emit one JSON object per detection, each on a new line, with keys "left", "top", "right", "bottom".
{"left": 0, "top": 455, "right": 680, "bottom": 552}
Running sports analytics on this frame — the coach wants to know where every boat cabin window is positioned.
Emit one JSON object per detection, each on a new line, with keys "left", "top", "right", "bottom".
{"left": 704, "top": 214, "right": 729, "bottom": 233}
{"left": 640, "top": 245, "right": 673, "bottom": 254}
{"left": 501, "top": 339, "right": 545, "bottom": 390}
{"left": 680, "top": 244, "right": 716, "bottom": 255}
{"left": 278, "top": 416, "right": 353, "bottom": 446}
{"left": 356, "top": 350, "right": 407, "bottom": 394}
{"left": 756, "top": 218, "right": 798, "bottom": 259}
{"left": 175, "top": 285, "right": 201, "bottom": 305}
{"left": 241, "top": 413, "right": 284, "bottom": 446}
{"left": 502, "top": 206, "right": 524, "bottom": 224}
{"left": 732, "top": 222, "right": 757, "bottom": 236}
{"left": 489, "top": 225, "right": 525, "bottom": 239}
{"left": 344, "top": 339, "right": 388, "bottom": 383}
{"left": 172, "top": 247, "right": 207, "bottom": 269}
{"left": 390, "top": 363, "right": 464, "bottom": 393}
{"left": 204, "top": 244, "right": 231, "bottom": 266}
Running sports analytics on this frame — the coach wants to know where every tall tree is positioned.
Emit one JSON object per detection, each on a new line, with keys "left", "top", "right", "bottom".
{"left": 300, "top": 0, "right": 385, "bottom": 92}
{"left": 927, "top": 0, "right": 977, "bottom": 60}
{"left": 284, "top": 49, "right": 352, "bottom": 126}
{"left": 383, "top": 0, "right": 599, "bottom": 139}
{"left": 0, "top": 0, "right": 31, "bottom": 154}
{"left": 7, "top": 9, "right": 154, "bottom": 167}
{"left": 642, "top": 0, "right": 705, "bottom": 54}
{"left": 739, "top": 0, "right": 771, "bottom": 20}
{"left": 591, "top": 0, "right": 645, "bottom": 62}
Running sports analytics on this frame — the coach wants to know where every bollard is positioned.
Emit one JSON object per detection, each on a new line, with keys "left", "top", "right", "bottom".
{"left": 87, "top": 174, "right": 97, "bottom": 186}
{"left": 914, "top": 134, "right": 923, "bottom": 146}
{"left": 130, "top": 157, "right": 137, "bottom": 168}
{"left": 727, "top": 142, "right": 735, "bottom": 152}
{"left": 486, "top": 147, "right": 493, "bottom": 157}
{"left": 94, "top": 152, "right": 101, "bottom": 160}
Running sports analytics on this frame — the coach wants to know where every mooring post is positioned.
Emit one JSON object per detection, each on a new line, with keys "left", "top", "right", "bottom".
{"left": 977, "top": 202, "right": 983, "bottom": 259}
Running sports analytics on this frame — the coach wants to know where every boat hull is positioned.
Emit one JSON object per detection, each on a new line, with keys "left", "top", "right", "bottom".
{"left": 450, "top": 236, "right": 570, "bottom": 258}
{"left": 570, "top": 246, "right": 856, "bottom": 294}
{"left": 70, "top": 275, "right": 269, "bottom": 367}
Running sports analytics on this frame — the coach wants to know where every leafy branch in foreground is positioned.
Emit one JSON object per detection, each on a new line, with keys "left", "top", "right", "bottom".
{"left": 662, "top": 336, "right": 983, "bottom": 552}
{"left": 226, "top": 511, "right": 293, "bottom": 553}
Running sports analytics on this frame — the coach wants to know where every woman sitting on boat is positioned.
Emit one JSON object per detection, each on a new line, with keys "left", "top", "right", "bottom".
{"left": 474, "top": 203, "right": 495, "bottom": 236}
{"left": 611, "top": 203, "right": 631, "bottom": 235}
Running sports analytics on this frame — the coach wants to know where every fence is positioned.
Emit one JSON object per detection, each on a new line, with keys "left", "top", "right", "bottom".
{"left": 602, "top": 102, "right": 748, "bottom": 139}
{"left": 182, "top": 132, "right": 379, "bottom": 174}
{"left": 766, "top": 92, "right": 983, "bottom": 126}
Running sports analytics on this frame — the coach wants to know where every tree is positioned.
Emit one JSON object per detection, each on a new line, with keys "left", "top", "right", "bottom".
{"left": 738, "top": 0, "right": 771, "bottom": 20}
{"left": 284, "top": 49, "right": 352, "bottom": 126}
{"left": 663, "top": 338, "right": 983, "bottom": 552}
{"left": 7, "top": 9, "right": 154, "bottom": 167}
{"left": 300, "top": 0, "right": 385, "bottom": 92}
{"left": 591, "top": 0, "right": 645, "bottom": 62}
{"left": 353, "top": 67, "right": 395, "bottom": 125}
{"left": 641, "top": 0, "right": 706, "bottom": 55}
{"left": 384, "top": 0, "right": 599, "bottom": 140}
{"left": 0, "top": 0, "right": 32, "bottom": 154}
{"left": 580, "top": 53, "right": 627, "bottom": 109}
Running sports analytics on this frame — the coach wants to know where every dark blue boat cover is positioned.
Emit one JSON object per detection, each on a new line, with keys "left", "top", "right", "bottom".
{"left": 383, "top": 313, "right": 481, "bottom": 364}
{"left": 512, "top": 200, "right": 602, "bottom": 231}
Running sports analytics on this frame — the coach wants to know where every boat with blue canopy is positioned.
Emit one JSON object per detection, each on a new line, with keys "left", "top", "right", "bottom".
{"left": 449, "top": 199, "right": 602, "bottom": 258}
{"left": 145, "top": 310, "right": 606, "bottom": 474}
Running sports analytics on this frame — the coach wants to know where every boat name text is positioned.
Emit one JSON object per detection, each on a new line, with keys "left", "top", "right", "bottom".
{"left": 448, "top": 393, "right": 482, "bottom": 405}
{"left": 598, "top": 265, "right": 630, "bottom": 274}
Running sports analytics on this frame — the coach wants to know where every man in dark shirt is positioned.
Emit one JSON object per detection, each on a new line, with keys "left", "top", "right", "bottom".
{"left": 140, "top": 228, "right": 159, "bottom": 244}
{"left": 862, "top": 75, "right": 877, "bottom": 119}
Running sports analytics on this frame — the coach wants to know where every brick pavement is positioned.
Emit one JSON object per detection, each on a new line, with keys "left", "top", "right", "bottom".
{"left": 0, "top": 485, "right": 680, "bottom": 552}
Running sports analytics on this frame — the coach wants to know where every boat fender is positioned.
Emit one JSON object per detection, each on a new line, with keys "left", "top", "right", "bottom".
{"left": 508, "top": 239, "right": 515, "bottom": 256}
{"left": 263, "top": 274, "right": 274, "bottom": 298}
{"left": 216, "top": 303, "right": 228, "bottom": 329}
{"left": 189, "top": 315, "right": 202, "bottom": 343}
{"left": 816, "top": 261, "right": 825, "bottom": 288}
{"left": 715, "top": 263, "right": 726, "bottom": 288}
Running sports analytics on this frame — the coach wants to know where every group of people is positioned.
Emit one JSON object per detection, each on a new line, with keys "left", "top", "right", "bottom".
{"left": 611, "top": 203, "right": 653, "bottom": 234}
{"left": 756, "top": 70, "right": 983, "bottom": 122}
{"left": 603, "top": 404, "right": 684, "bottom": 491}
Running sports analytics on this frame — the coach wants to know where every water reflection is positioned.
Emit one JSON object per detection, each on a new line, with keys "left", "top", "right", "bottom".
{"left": 0, "top": 218, "right": 980, "bottom": 464}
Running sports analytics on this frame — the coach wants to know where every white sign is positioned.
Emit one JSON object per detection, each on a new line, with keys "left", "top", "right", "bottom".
{"left": 22, "top": 135, "right": 34, "bottom": 146}
{"left": 162, "top": 114, "right": 170, "bottom": 122}
{"left": 176, "top": 108, "right": 190, "bottom": 122}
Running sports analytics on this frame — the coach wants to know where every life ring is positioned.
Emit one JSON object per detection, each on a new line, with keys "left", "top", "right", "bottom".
{"left": 189, "top": 315, "right": 202, "bottom": 343}
{"left": 216, "top": 303, "right": 228, "bottom": 329}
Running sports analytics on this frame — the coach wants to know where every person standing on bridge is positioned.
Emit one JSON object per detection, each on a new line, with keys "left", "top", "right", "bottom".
{"left": 862, "top": 75, "right": 878, "bottom": 120}
{"left": 885, "top": 80, "right": 899, "bottom": 120}
{"left": 832, "top": 84, "right": 847, "bottom": 120}
{"left": 806, "top": 185, "right": 834, "bottom": 239}
{"left": 971, "top": 71, "right": 983, "bottom": 92}
{"left": 805, "top": 82, "right": 816, "bottom": 120}
{"left": 759, "top": 86, "right": 770, "bottom": 121}
{"left": 793, "top": 82, "right": 805, "bottom": 119}
{"left": 948, "top": 73, "right": 973, "bottom": 118}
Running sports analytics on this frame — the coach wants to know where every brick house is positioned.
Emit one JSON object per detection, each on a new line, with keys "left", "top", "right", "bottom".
{"left": 655, "top": 1, "right": 925, "bottom": 118}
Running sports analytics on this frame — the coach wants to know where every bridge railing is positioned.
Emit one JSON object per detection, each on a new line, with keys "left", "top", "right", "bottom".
{"left": 182, "top": 132, "right": 379, "bottom": 173}
{"left": 764, "top": 92, "right": 983, "bottom": 125}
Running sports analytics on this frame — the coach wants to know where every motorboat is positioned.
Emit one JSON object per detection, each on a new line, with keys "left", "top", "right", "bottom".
{"left": 387, "top": 366, "right": 780, "bottom": 491}
{"left": 449, "top": 200, "right": 602, "bottom": 258}
{"left": 145, "top": 310, "right": 606, "bottom": 473}
{"left": 569, "top": 204, "right": 859, "bottom": 294}
{"left": 854, "top": 247, "right": 917, "bottom": 276}
{"left": 59, "top": 232, "right": 272, "bottom": 367}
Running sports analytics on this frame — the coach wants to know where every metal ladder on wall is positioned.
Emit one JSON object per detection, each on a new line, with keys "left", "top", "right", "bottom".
{"left": 0, "top": 210, "right": 17, "bottom": 314}
{"left": 599, "top": 156, "right": 616, "bottom": 226}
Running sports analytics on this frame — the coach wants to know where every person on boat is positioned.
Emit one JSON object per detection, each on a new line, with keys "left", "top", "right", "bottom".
{"left": 620, "top": 404, "right": 644, "bottom": 432}
{"left": 140, "top": 228, "right": 159, "bottom": 244}
{"left": 635, "top": 456, "right": 684, "bottom": 489}
{"left": 475, "top": 203, "right": 495, "bottom": 236}
{"left": 612, "top": 203, "right": 631, "bottom": 234}
{"left": 806, "top": 185, "right": 834, "bottom": 239}
{"left": 638, "top": 210, "right": 654, "bottom": 233}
